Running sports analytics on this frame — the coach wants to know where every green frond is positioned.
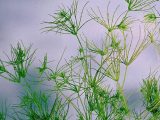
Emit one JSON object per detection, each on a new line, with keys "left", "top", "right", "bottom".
{"left": 0, "top": 42, "right": 36, "bottom": 83}
{"left": 121, "top": 29, "right": 150, "bottom": 66}
{"left": 0, "top": 60, "right": 6, "bottom": 74}
{"left": 105, "top": 57, "right": 121, "bottom": 81}
{"left": 124, "top": 0, "right": 159, "bottom": 11}
{"left": 37, "top": 54, "right": 48, "bottom": 75}
{"left": 144, "top": 13, "right": 157, "bottom": 23}
{"left": 141, "top": 74, "right": 160, "bottom": 116}
{"left": 89, "top": 3, "right": 120, "bottom": 32}
{"left": 14, "top": 87, "right": 69, "bottom": 120}
{"left": 43, "top": 0, "right": 91, "bottom": 35}
{"left": 117, "top": 16, "right": 135, "bottom": 31}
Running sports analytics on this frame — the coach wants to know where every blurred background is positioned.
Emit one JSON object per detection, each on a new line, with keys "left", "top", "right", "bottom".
{"left": 0, "top": 0, "right": 160, "bottom": 117}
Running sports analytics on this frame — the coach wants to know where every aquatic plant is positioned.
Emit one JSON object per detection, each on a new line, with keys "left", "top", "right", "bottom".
{"left": 0, "top": 0, "right": 160, "bottom": 119}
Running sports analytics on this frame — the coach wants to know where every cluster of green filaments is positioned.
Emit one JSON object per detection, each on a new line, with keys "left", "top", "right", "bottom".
{"left": 125, "top": 0, "right": 159, "bottom": 11}
{"left": 0, "top": 0, "right": 160, "bottom": 120}
{"left": 0, "top": 42, "right": 35, "bottom": 83}
{"left": 141, "top": 74, "right": 160, "bottom": 118}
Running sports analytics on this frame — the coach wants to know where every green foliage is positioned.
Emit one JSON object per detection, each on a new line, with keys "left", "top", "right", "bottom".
{"left": 144, "top": 13, "right": 157, "bottom": 23}
{"left": 141, "top": 74, "right": 160, "bottom": 117}
{"left": 0, "top": 0, "right": 160, "bottom": 120}
{"left": 0, "top": 102, "right": 7, "bottom": 120}
{"left": 0, "top": 60, "right": 6, "bottom": 74}
{"left": 43, "top": 0, "right": 91, "bottom": 35}
{"left": 12, "top": 86, "right": 69, "bottom": 120}
{"left": 0, "top": 42, "right": 36, "bottom": 83}
{"left": 124, "top": 0, "right": 159, "bottom": 11}
{"left": 105, "top": 57, "right": 121, "bottom": 81}
{"left": 117, "top": 16, "right": 134, "bottom": 31}
{"left": 87, "top": 86, "right": 129, "bottom": 120}
{"left": 37, "top": 54, "right": 48, "bottom": 75}
{"left": 109, "top": 90, "right": 129, "bottom": 120}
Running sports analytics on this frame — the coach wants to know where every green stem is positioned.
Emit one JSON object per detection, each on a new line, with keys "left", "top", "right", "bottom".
{"left": 76, "top": 35, "right": 83, "bottom": 50}
{"left": 59, "top": 90, "right": 80, "bottom": 113}
{"left": 117, "top": 82, "right": 130, "bottom": 117}
{"left": 75, "top": 34, "right": 89, "bottom": 76}
{"left": 122, "top": 65, "right": 128, "bottom": 88}
{"left": 78, "top": 92, "right": 86, "bottom": 117}
{"left": 76, "top": 34, "right": 91, "bottom": 119}
{"left": 123, "top": 10, "right": 129, "bottom": 20}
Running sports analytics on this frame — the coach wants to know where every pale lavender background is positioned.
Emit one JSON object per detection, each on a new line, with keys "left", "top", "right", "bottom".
{"left": 0, "top": 0, "right": 160, "bottom": 118}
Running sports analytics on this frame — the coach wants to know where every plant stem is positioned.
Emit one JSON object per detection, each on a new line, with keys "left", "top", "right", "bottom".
{"left": 122, "top": 65, "right": 128, "bottom": 88}
{"left": 78, "top": 92, "right": 86, "bottom": 117}
{"left": 117, "top": 82, "right": 130, "bottom": 117}
{"left": 75, "top": 34, "right": 89, "bottom": 76}
{"left": 76, "top": 35, "right": 83, "bottom": 50}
